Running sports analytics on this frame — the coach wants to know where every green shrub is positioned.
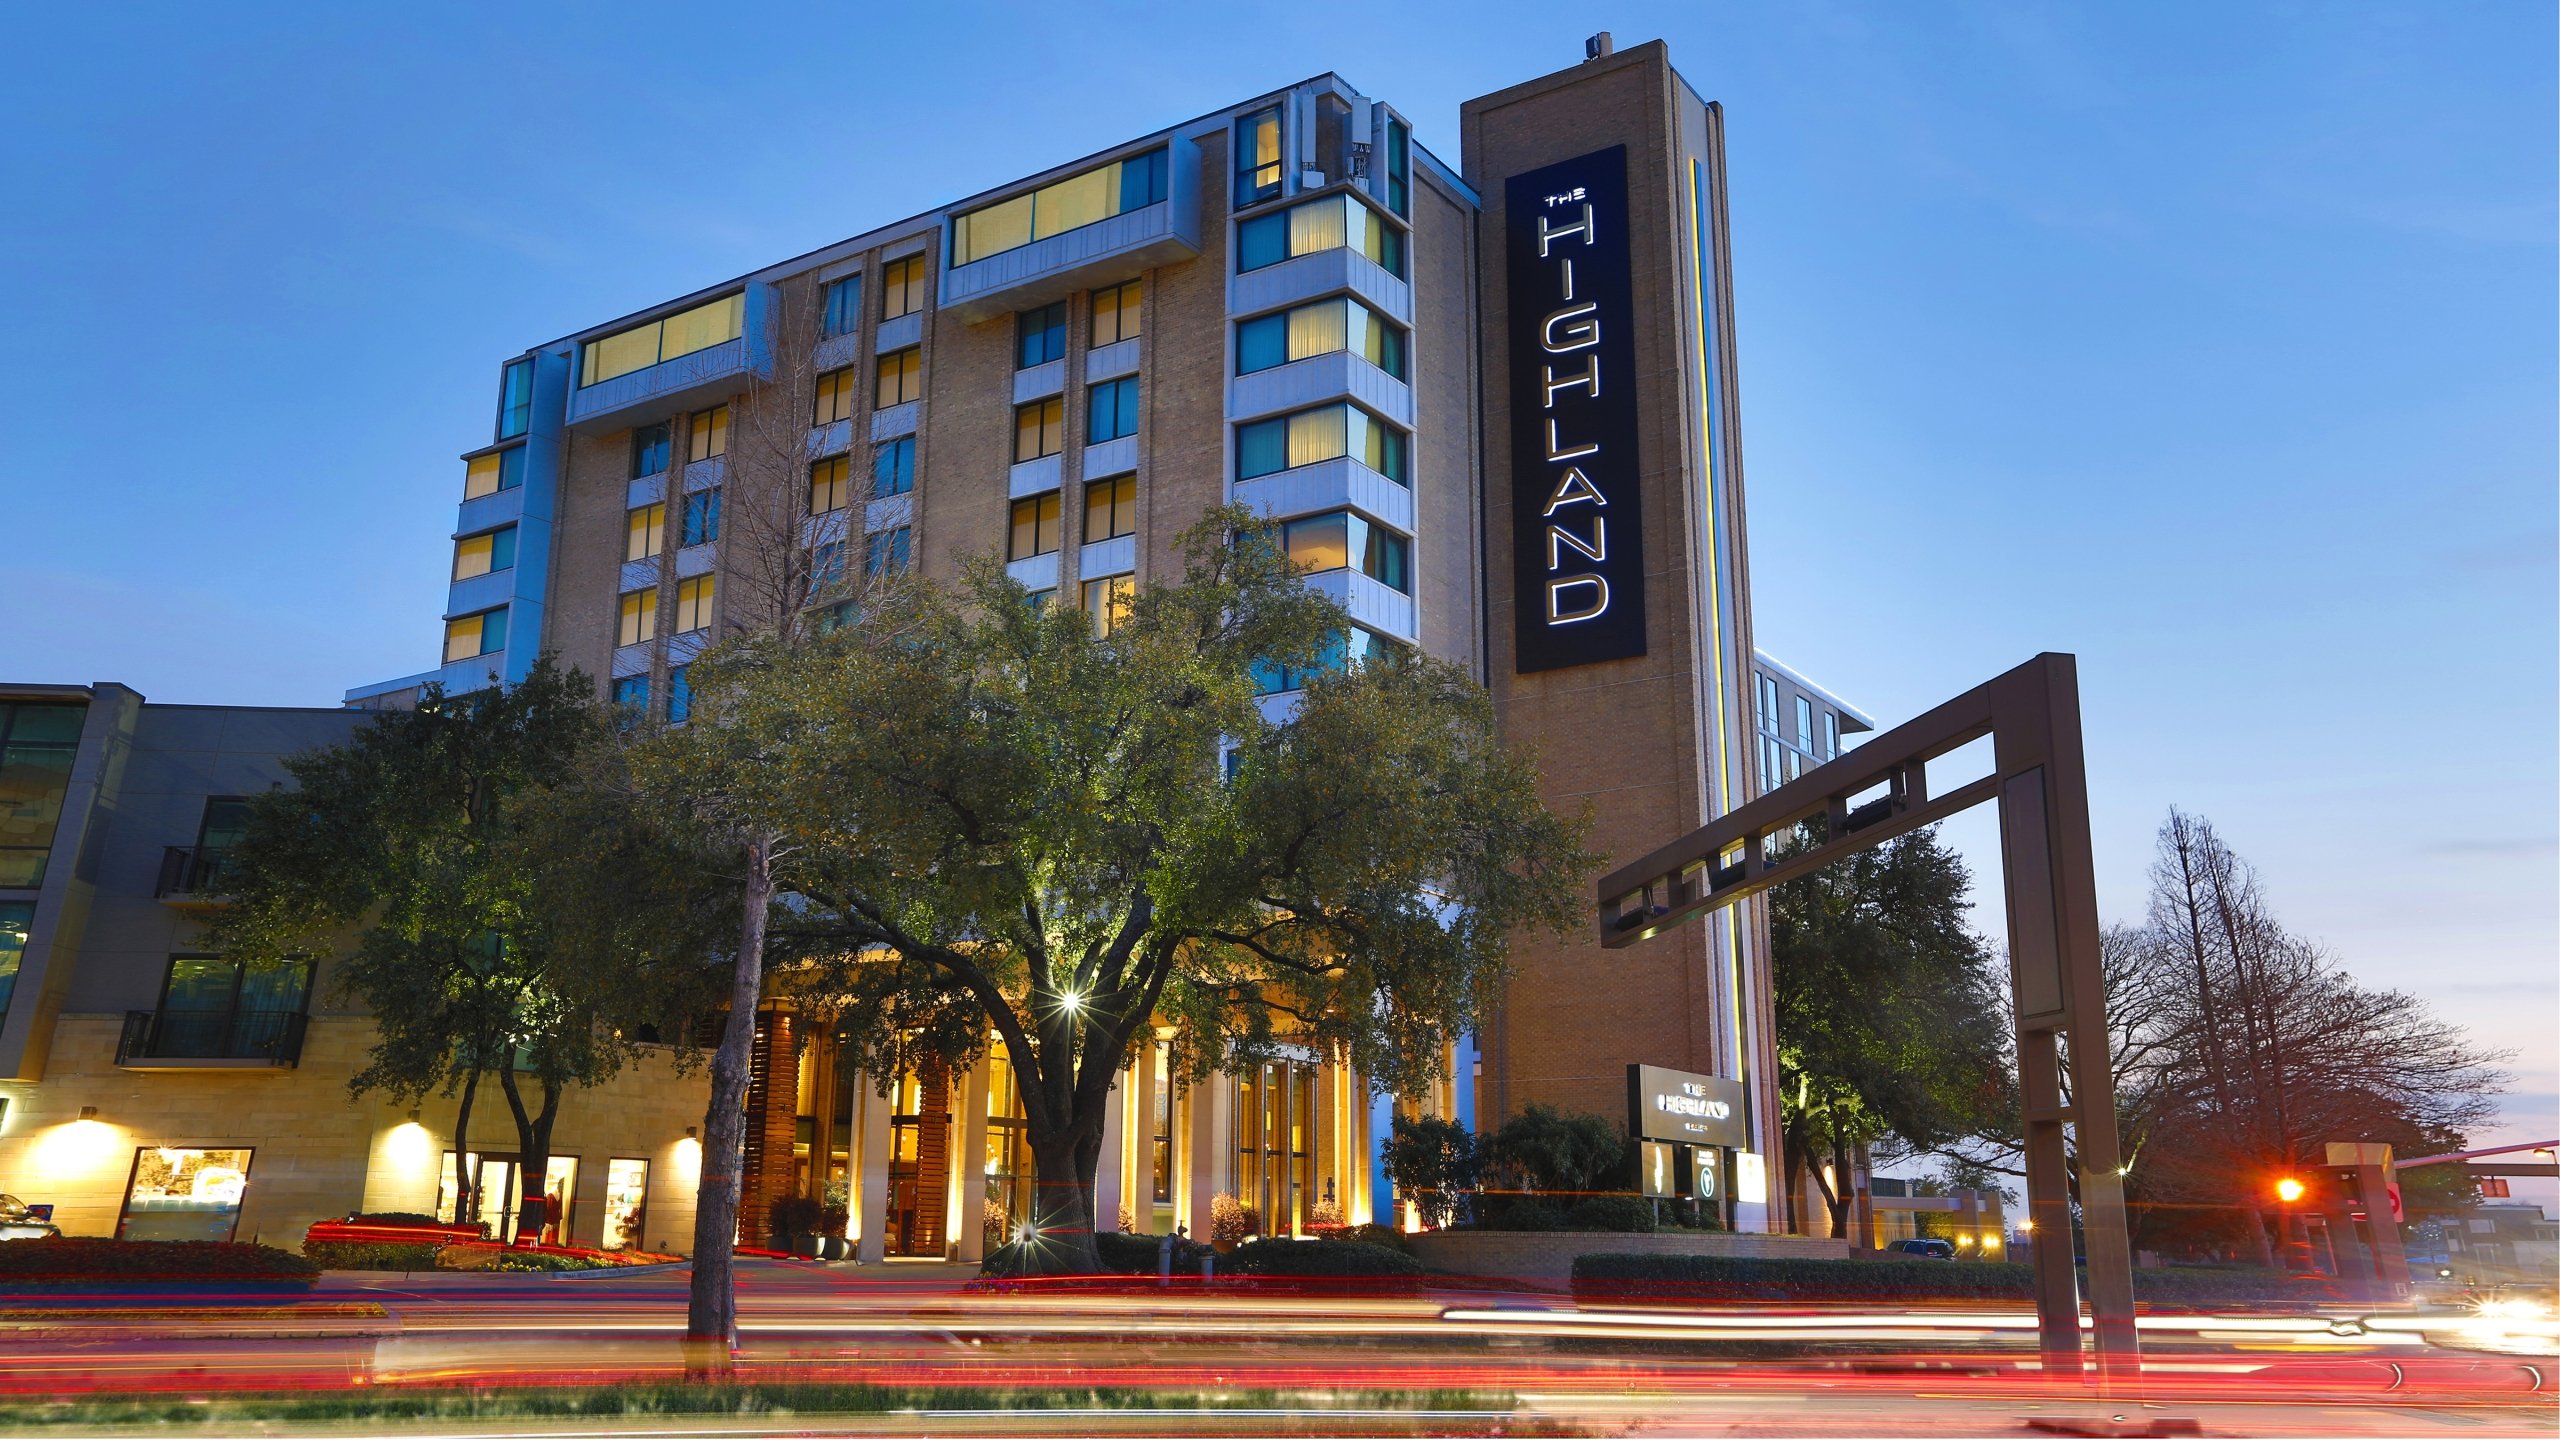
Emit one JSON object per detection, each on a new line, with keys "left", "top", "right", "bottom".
{"left": 0, "top": 1237, "right": 319, "bottom": 1284}
{"left": 1563, "top": 1195, "right": 1657, "bottom": 1233}
{"left": 1483, "top": 1104, "right": 1630, "bottom": 1194}
{"left": 1222, "top": 1238, "right": 1424, "bottom": 1285}
{"left": 1476, "top": 1195, "right": 1566, "bottom": 1231}
{"left": 1330, "top": 1223, "right": 1411, "bottom": 1253}
{"left": 304, "top": 1240, "right": 442, "bottom": 1271}
{"left": 980, "top": 1231, "right": 1214, "bottom": 1279}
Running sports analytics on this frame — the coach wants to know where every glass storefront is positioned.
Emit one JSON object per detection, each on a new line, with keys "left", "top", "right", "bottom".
{"left": 983, "top": 1042, "right": 1029, "bottom": 1239}
{"left": 118, "top": 1146, "right": 252, "bottom": 1241}
{"left": 437, "top": 1152, "right": 577, "bottom": 1242}
{"left": 600, "top": 1158, "right": 649, "bottom": 1250}
{"left": 1235, "top": 1060, "right": 1316, "bottom": 1237}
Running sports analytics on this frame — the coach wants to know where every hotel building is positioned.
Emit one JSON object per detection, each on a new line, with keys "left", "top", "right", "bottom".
{"left": 0, "top": 38, "right": 1867, "bottom": 1256}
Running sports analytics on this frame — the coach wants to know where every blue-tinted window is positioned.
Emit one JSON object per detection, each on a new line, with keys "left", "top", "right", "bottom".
{"left": 497, "top": 359, "right": 535, "bottom": 440}
{"left": 631, "top": 423, "right": 671, "bottom": 479}
{"left": 1087, "top": 377, "right": 1140, "bottom": 443}
{"left": 486, "top": 525, "right": 518, "bottom": 571}
{"left": 611, "top": 675, "right": 650, "bottom": 716}
{"left": 667, "top": 666, "right": 692, "bottom": 725}
{"left": 477, "top": 607, "right": 510, "bottom": 654}
{"left": 812, "top": 540, "right": 846, "bottom": 590}
{"left": 0, "top": 899, "right": 30, "bottom": 1020}
{"left": 1235, "top": 314, "right": 1287, "bottom": 374}
{"left": 1385, "top": 119, "right": 1410, "bottom": 217}
{"left": 1118, "top": 148, "right": 1168, "bottom": 211}
{"left": 821, "top": 274, "right": 863, "bottom": 338}
{"left": 1018, "top": 301, "right": 1067, "bottom": 369}
{"left": 682, "top": 488, "right": 722, "bottom": 547}
{"left": 1251, "top": 626, "right": 1395, "bottom": 695}
{"left": 866, "top": 526, "right": 911, "bottom": 577}
{"left": 872, "top": 437, "right": 915, "bottom": 498}
{"left": 1237, "top": 211, "right": 1287, "bottom": 272}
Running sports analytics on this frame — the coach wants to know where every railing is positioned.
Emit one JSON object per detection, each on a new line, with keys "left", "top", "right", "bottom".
{"left": 116, "top": 1009, "right": 307, "bottom": 1067}
{"left": 155, "top": 845, "right": 237, "bottom": 899}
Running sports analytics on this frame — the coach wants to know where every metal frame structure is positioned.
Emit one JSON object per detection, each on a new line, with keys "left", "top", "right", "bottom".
{"left": 1597, "top": 652, "right": 2138, "bottom": 1375}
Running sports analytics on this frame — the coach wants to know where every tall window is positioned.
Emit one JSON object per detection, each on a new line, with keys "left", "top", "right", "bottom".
{"left": 1090, "top": 280, "right": 1142, "bottom": 345}
{"left": 0, "top": 900, "right": 31, "bottom": 1018}
{"left": 1082, "top": 574, "right": 1134, "bottom": 636}
{"left": 1083, "top": 475, "right": 1136, "bottom": 543}
{"left": 618, "top": 588, "right": 658, "bottom": 647}
{"left": 681, "top": 488, "right": 722, "bottom": 547}
{"left": 814, "top": 366, "right": 857, "bottom": 424}
{"left": 866, "top": 526, "right": 911, "bottom": 577}
{"left": 880, "top": 256, "right": 926, "bottom": 319}
{"left": 1017, "top": 301, "right": 1067, "bottom": 368}
{"left": 1252, "top": 625, "right": 1396, "bottom": 696}
{"left": 1234, "top": 404, "right": 1407, "bottom": 485}
{"left": 1149, "top": 1038, "right": 1174, "bottom": 1205}
{"left": 951, "top": 148, "right": 1169, "bottom": 265}
{"left": 496, "top": 358, "right": 534, "bottom": 440}
{"left": 872, "top": 436, "right": 915, "bottom": 498}
{"left": 667, "top": 667, "right": 693, "bottom": 726}
{"left": 1234, "top": 1060, "right": 1315, "bottom": 1236}
{"left": 443, "top": 607, "right": 508, "bottom": 662}
{"left": 809, "top": 457, "right": 850, "bottom": 514}
{"left": 1014, "top": 398, "right": 1064, "bottom": 462}
{"left": 1385, "top": 118, "right": 1410, "bottom": 217}
{"left": 1235, "top": 298, "right": 1404, "bottom": 378}
{"left": 118, "top": 1144, "right": 256, "bottom": 1242}
{"left": 626, "top": 503, "right": 665, "bottom": 562}
{"left": 580, "top": 292, "right": 743, "bottom": 387}
{"left": 674, "top": 576, "right": 715, "bottom": 634}
{"left": 984, "top": 1040, "right": 1031, "bottom": 1231}
{"left": 1235, "top": 193, "right": 1405, "bottom": 277}
{"left": 875, "top": 347, "right": 922, "bottom": 408}
{"left": 611, "top": 675, "right": 650, "bottom": 717}
{"left": 1819, "top": 711, "right": 1839, "bottom": 760}
{"left": 811, "top": 539, "right": 846, "bottom": 592}
{"left": 1756, "top": 674, "right": 1780, "bottom": 735}
{"left": 820, "top": 273, "right": 863, "bottom": 338}
{"left": 688, "top": 405, "right": 728, "bottom": 462}
{"left": 463, "top": 447, "right": 524, "bottom": 499}
{"left": 631, "top": 423, "right": 671, "bottom": 478}
{"left": 1236, "top": 107, "right": 1282, "bottom": 205}
{"left": 1795, "top": 695, "right": 1814, "bottom": 749}
{"left": 1008, "top": 494, "right": 1061, "bottom": 559}
{"left": 1276, "top": 511, "right": 1408, "bottom": 593}
{"left": 0, "top": 703, "right": 83, "bottom": 891}
{"left": 452, "top": 526, "right": 517, "bottom": 580}
{"left": 1086, "top": 376, "right": 1140, "bottom": 443}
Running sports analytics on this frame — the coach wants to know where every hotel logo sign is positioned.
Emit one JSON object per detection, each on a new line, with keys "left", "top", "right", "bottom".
{"left": 1628, "top": 1063, "right": 1749, "bottom": 1149}
{"left": 1506, "top": 145, "right": 1646, "bottom": 674}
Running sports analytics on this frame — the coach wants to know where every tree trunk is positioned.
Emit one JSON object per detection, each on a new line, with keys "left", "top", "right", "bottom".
{"left": 1026, "top": 1131, "right": 1103, "bottom": 1274}
{"left": 495, "top": 1064, "right": 564, "bottom": 1244}
{"left": 687, "top": 834, "right": 773, "bottom": 1355}
{"left": 451, "top": 1062, "right": 482, "bottom": 1227}
{"left": 2244, "top": 1205, "right": 2275, "bottom": 1267}
{"left": 1826, "top": 1132, "right": 1852, "bottom": 1240}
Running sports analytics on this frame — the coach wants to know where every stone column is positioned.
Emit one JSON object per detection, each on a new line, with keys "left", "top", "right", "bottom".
{"left": 1094, "top": 1068, "right": 1125, "bottom": 1233}
{"left": 1128, "top": 1040, "right": 1159, "bottom": 1233}
{"left": 953, "top": 1059, "right": 991, "bottom": 1264}
{"left": 854, "top": 1072, "right": 891, "bottom": 1265}
{"left": 1183, "top": 1076, "right": 1224, "bottom": 1241}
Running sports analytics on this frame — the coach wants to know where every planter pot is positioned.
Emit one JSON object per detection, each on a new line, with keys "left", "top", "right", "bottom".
{"left": 819, "top": 1236, "right": 847, "bottom": 1261}
{"left": 1212, "top": 1237, "right": 1237, "bottom": 1255}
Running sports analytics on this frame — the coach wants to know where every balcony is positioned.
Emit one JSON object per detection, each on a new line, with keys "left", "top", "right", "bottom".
{"left": 565, "top": 285, "right": 777, "bottom": 433}
{"left": 116, "top": 1009, "right": 308, "bottom": 1070}
{"left": 155, "top": 846, "right": 236, "bottom": 909}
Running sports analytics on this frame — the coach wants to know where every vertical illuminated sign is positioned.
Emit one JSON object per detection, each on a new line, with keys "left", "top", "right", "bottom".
{"left": 1506, "top": 145, "right": 1646, "bottom": 673}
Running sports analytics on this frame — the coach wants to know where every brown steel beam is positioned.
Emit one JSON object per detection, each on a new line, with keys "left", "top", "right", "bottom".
{"left": 1592, "top": 653, "right": 2140, "bottom": 1381}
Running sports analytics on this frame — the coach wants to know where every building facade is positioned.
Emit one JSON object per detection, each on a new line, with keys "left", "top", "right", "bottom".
{"left": 0, "top": 683, "right": 705, "bottom": 1251}
{"left": 316, "top": 39, "right": 1844, "bottom": 1254}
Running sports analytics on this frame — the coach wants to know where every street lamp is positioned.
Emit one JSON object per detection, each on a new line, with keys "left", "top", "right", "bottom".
{"left": 2275, "top": 1176, "right": 2305, "bottom": 1204}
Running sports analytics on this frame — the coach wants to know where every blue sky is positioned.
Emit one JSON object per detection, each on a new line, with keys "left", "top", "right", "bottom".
{"left": 7, "top": 5, "right": 2552, "bottom": 1165}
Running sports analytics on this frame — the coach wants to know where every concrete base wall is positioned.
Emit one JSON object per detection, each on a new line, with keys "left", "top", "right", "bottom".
{"left": 1408, "top": 1228, "right": 1851, "bottom": 1286}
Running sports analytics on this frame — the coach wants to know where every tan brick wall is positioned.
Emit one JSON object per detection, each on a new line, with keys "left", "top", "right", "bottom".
{"left": 1407, "top": 1227, "right": 1849, "bottom": 1285}
{"left": 0, "top": 1015, "right": 706, "bottom": 1254}
{"left": 1409, "top": 170, "right": 1485, "bottom": 676}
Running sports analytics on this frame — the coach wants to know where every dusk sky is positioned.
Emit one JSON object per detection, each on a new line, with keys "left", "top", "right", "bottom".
{"left": 9, "top": 5, "right": 2553, "bottom": 1166}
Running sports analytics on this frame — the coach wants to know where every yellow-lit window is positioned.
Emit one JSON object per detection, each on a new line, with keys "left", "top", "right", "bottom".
{"left": 618, "top": 588, "right": 658, "bottom": 647}
{"left": 881, "top": 256, "right": 926, "bottom": 320}
{"left": 463, "top": 451, "right": 509, "bottom": 499}
{"left": 688, "top": 405, "right": 728, "bottom": 462}
{"left": 1013, "top": 398, "right": 1064, "bottom": 463}
{"left": 814, "top": 367, "right": 856, "bottom": 425}
{"left": 1090, "top": 279, "right": 1142, "bottom": 346}
{"left": 626, "top": 504, "right": 665, "bottom": 562}
{"left": 1083, "top": 475, "right": 1136, "bottom": 544}
{"left": 1008, "top": 493, "right": 1061, "bottom": 559}
{"left": 580, "top": 293, "right": 744, "bottom": 387}
{"left": 452, "top": 532, "right": 496, "bottom": 580}
{"left": 1082, "top": 574, "right": 1134, "bottom": 636}
{"left": 443, "top": 615, "right": 477, "bottom": 663}
{"left": 809, "top": 457, "right": 850, "bottom": 515}
{"left": 950, "top": 149, "right": 1167, "bottom": 265}
{"left": 675, "top": 576, "right": 715, "bottom": 634}
{"left": 875, "top": 347, "right": 922, "bottom": 409}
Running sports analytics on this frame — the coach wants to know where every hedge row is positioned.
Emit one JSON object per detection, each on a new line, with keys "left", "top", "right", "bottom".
{"left": 1571, "top": 1253, "right": 2339, "bottom": 1306}
{"left": 0, "top": 1237, "right": 319, "bottom": 1283}
{"left": 1221, "top": 1238, "right": 1422, "bottom": 1285}
{"left": 303, "top": 1241, "right": 444, "bottom": 1271}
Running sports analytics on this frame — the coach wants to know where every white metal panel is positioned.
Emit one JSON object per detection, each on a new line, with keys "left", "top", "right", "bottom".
{"left": 865, "top": 493, "right": 914, "bottom": 534}
{"left": 1012, "top": 359, "right": 1066, "bottom": 404}
{"left": 869, "top": 402, "right": 919, "bottom": 442}
{"left": 1079, "top": 534, "right": 1136, "bottom": 580}
{"left": 1082, "top": 435, "right": 1137, "bottom": 478}
{"left": 1085, "top": 337, "right": 1142, "bottom": 382}
{"left": 1008, "top": 453, "right": 1063, "bottom": 498}
{"left": 1005, "top": 552, "right": 1060, "bottom": 591}
{"left": 1232, "top": 456, "right": 1413, "bottom": 532}
{"left": 1229, "top": 353, "right": 1412, "bottom": 426}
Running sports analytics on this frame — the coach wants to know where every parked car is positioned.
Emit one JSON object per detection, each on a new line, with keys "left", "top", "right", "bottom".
{"left": 0, "top": 1195, "right": 61, "bottom": 1241}
{"left": 1887, "top": 1238, "right": 1956, "bottom": 1260}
